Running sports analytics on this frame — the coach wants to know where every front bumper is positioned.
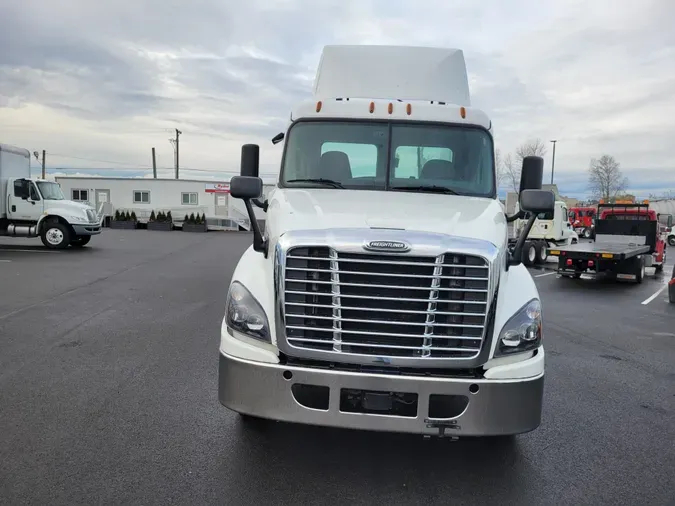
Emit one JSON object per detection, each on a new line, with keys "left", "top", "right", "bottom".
{"left": 71, "top": 223, "right": 102, "bottom": 236}
{"left": 218, "top": 352, "right": 544, "bottom": 437}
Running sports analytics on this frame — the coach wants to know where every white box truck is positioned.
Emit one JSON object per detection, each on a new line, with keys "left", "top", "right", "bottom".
{"left": 0, "top": 143, "right": 102, "bottom": 248}
{"left": 218, "top": 45, "right": 555, "bottom": 438}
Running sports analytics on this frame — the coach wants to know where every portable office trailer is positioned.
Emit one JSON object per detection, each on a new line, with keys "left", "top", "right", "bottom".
{"left": 54, "top": 176, "right": 275, "bottom": 230}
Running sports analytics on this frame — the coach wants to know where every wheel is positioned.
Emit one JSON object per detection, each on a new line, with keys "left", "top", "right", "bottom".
{"left": 669, "top": 236, "right": 675, "bottom": 247}
{"left": 583, "top": 227, "right": 592, "bottom": 239}
{"left": 536, "top": 242, "right": 548, "bottom": 264}
{"left": 70, "top": 236, "right": 91, "bottom": 248}
{"left": 41, "top": 222, "right": 71, "bottom": 249}
{"left": 635, "top": 257, "right": 645, "bottom": 284}
{"left": 522, "top": 242, "right": 536, "bottom": 266}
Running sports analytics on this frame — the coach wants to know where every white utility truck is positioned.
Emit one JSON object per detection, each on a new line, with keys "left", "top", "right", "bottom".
{"left": 218, "top": 45, "right": 555, "bottom": 439}
{"left": 0, "top": 143, "right": 101, "bottom": 248}
{"left": 511, "top": 200, "right": 579, "bottom": 266}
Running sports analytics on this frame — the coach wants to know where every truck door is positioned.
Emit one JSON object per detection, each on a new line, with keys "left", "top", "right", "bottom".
{"left": 9, "top": 179, "right": 38, "bottom": 220}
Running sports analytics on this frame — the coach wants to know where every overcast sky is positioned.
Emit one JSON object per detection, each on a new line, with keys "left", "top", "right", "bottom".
{"left": 1, "top": 0, "right": 673, "bottom": 198}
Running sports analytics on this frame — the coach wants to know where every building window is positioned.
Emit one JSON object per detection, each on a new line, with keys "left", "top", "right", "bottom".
{"left": 181, "top": 192, "right": 198, "bottom": 205}
{"left": 72, "top": 189, "right": 89, "bottom": 201}
{"left": 133, "top": 191, "right": 150, "bottom": 204}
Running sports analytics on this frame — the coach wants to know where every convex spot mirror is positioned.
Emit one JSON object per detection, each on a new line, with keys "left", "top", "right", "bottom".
{"left": 520, "top": 189, "right": 555, "bottom": 215}
{"left": 230, "top": 176, "right": 263, "bottom": 200}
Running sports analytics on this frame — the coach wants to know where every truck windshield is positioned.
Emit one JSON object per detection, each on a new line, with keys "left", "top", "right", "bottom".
{"left": 37, "top": 182, "right": 65, "bottom": 200}
{"left": 280, "top": 120, "right": 495, "bottom": 197}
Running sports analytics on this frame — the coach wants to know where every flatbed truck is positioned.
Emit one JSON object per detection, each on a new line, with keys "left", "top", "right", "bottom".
{"left": 547, "top": 202, "right": 668, "bottom": 282}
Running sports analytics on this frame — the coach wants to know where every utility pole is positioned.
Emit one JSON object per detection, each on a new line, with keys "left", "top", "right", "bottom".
{"left": 152, "top": 147, "right": 157, "bottom": 179}
{"left": 174, "top": 128, "right": 182, "bottom": 179}
{"left": 549, "top": 140, "right": 557, "bottom": 185}
{"left": 34, "top": 150, "right": 46, "bottom": 178}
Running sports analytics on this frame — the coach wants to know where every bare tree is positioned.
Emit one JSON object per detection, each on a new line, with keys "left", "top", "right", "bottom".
{"left": 515, "top": 138, "right": 547, "bottom": 167}
{"left": 495, "top": 148, "right": 504, "bottom": 187}
{"left": 503, "top": 153, "right": 520, "bottom": 193}
{"left": 588, "top": 155, "right": 628, "bottom": 200}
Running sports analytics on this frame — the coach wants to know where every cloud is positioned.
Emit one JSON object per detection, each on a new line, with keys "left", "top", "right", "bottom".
{"left": 1, "top": 0, "right": 674, "bottom": 198}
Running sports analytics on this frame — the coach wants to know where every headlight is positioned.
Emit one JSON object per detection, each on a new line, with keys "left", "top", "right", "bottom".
{"left": 496, "top": 299, "right": 542, "bottom": 356}
{"left": 66, "top": 214, "right": 88, "bottom": 223}
{"left": 225, "top": 281, "right": 270, "bottom": 342}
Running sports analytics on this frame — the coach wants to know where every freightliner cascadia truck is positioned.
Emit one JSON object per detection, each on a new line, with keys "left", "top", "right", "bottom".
{"left": 218, "top": 45, "right": 555, "bottom": 439}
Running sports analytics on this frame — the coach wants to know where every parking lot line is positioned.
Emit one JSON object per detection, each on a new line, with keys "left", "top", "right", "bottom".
{"left": 0, "top": 259, "right": 11, "bottom": 263}
{"left": 641, "top": 280, "right": 670, "bottom": 305}
{"left": 535, "top": 271, "right": 556, "bottom": 278}
{"left": 0, "top": 249, "right": 60, "bottom": 253}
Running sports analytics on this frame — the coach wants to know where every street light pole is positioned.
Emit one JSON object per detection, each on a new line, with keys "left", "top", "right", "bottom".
{"left": 550, "top": 140, "right": 557, "bottom": 185}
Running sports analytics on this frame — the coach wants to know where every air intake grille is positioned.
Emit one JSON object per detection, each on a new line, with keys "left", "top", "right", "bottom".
{"left": 282, "top": 247, "right": 489, "bottom": 359}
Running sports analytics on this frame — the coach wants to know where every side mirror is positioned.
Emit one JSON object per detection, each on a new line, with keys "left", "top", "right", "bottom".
{"left": 519, "top": 189, "right": 555, "bottom": 214}
{"left": 231, "top": 148, "right": 267, "bottom": 256}
{"left": 519, "top": 156, "right": 544, "bottom": 192}
{"left": 509, "top": 189, "right": 555, "bottom": 268}
{"left": 271, "top": 132, "right": 284, "bottom": 145}
{"left": 240, "top": 144, "right": 260, "bottom": 178}
{"left": 230, "top": 176, "right": 262, "bottom": 200}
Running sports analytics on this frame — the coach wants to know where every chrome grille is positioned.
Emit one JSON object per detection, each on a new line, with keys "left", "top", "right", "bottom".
{"left": 283, "top": 247, "right": 489, "bottom": 360}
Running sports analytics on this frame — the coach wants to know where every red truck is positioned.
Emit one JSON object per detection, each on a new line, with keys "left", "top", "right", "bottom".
{"left": 568, "top": 206, "right": 597, "bottom": 239}
{"left": 548, "top": 202, "right": 669, "bottom": 283}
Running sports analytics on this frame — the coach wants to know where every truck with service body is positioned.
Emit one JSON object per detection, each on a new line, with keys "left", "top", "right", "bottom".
{"left": 547, "top": 202, "right": 669, "bottom": 282}
{"left": 0, "top": 142, "right": 102, "bottom": 248}
{"left": 218, "top": 45, "right": 555, "bottom": 438}
{"left": 510, "top": 199, "right": 578, "bottom": 266}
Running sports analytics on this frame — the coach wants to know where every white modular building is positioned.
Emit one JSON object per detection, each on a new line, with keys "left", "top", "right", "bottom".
{"left": 54, "top": 176, "right": 276, "bottom": 230}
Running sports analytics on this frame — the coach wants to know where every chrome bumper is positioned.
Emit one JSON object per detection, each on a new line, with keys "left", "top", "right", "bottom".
{"left": 218, "top": 352, "right": 544, "bottom": 437}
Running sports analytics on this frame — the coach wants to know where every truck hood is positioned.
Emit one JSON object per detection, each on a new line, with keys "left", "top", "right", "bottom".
{"left": 267, "top": 188, "right": 507, "bottom": 246}
{"left": 45, "top": 199, "right": 96, "bottom": 215}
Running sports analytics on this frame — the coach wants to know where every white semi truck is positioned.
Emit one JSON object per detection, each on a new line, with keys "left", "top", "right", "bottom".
{"left": 511, "top": 200, "right": 579, "bottom": 266}
{"left": 218, "top": 45, "right": 555, "bottom": 438}
{"left": 0, "top": 143, "right": 102, "bottom": 248}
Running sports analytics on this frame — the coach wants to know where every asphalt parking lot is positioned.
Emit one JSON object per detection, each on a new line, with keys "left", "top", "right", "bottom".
{"left": 1, "top": 231, "right": 674, "bottom": 505}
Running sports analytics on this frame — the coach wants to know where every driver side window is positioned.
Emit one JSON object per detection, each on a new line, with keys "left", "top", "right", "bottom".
{"left": 13, "top": 180, "right": 28, "bottom": 198}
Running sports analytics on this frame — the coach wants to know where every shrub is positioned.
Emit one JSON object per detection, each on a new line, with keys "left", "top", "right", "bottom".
{"left": 184, "top": 214, "right": 189, "bottom": 223}
{"left": 130, "top": 211, "right": 137, "bottom": 221}
{"left": 125, "top": 211, "right": 131, "bottom": 221}
{"left": 114, "top": 209, "right": 121, "bottom": 220}
{"left": 149, "top": 210, "right": 156, "bottom": 222}
{"left": 189, "top": 212, "right": 195, "bottom": 224}
{"left": 158, "top": 211, "right": 166, "bottom": 222}
{"left": 166, "top": 210, "right": 173, "bottom": 222}
{"left": 201, "top": 213, "right": 206, "bottom": 224}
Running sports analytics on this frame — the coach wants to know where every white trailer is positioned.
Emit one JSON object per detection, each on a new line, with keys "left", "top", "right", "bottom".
{"left": 55, "top": 176, "right": 275, "bottom": 230}
{"left": 217, "top": 45, "right": 555, "bottom": 438}
{"left": 1, "top": 143, "right": 101, "bottom": 248}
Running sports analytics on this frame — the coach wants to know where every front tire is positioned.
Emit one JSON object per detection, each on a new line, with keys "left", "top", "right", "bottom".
{"left": 668, "top": 236, "right": 675, "bottom": 247}
{"left": 41, "top": 223, "right": 71, "bottom": 249}
{"left": 536, "top": 242, "right": 548, "bottom": 264}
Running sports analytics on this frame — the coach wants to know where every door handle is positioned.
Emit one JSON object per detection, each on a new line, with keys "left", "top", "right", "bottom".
{"left": 11, "top": 205, "right": 16, "bottom": 212}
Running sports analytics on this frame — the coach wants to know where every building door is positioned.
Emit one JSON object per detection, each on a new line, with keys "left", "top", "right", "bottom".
{"left": 95, "top": 189, "right": 111, "bottom": 215}
{"left": 214, "top": 193, "right": 228, "bottom": 216}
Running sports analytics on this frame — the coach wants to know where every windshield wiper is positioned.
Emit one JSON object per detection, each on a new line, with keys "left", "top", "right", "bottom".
{"left": 285, "top": 178, "right": 345, "bottom": 188}
{"left": 391, "top": 185, "right": 459, "bottom": 195}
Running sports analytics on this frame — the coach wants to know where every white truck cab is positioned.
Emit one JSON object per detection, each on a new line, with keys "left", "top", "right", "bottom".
{"left": 218, "top": 45, "right": 555, "bottom": 438}
{"left": 513, "top": 200, "right": 579, "bottom": 265}
{"left": 0, "top": 143, "right": 102, "bottom": 248}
